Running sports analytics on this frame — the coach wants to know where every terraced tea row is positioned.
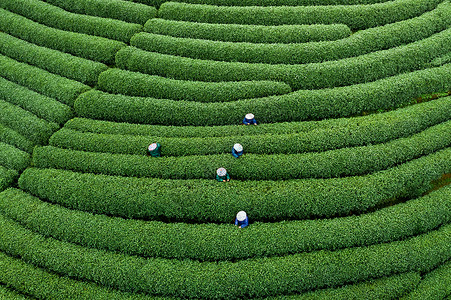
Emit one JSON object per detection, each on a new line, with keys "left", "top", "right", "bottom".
{"left": 0, "top": 248, "right": 425, "bottom": 299}
{"left": 133, "top": 2, "right": 451, "bottom": 65}
{"left": 2, "top": 185, "right": 449, "bottom": 261}
{"left": 0, "top": 8, "right": 125, "bottom": 64}
{"left": 66, "top": 96, "right": 451, "bottom": 137}
{"left": 98, "top": 69, "right": 292, "bottom": 102}
{"left": 116, "top": 31, "right": 451, "bottom": 90}
{"left": 0, "top": 0, "right": 143, "bottom": 43}
{"left": 145, "top": 19, "right": 352, "bottom": 43}
{"left": 19, "top": 148, "right": 451, "bottom": 222}
{"left": 158, "top": 0, "right": 442, "bottom": 29}
{"left": 0, "top": 210, "right": 448, "bottom": 299}
{"left": 50, "top": 98, "right": 451, "bottom": 155}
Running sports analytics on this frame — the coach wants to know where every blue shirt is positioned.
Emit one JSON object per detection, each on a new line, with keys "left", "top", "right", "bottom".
{"left": 243, "top": 117, "right": 257, "bottom": 125}
{"left": 232, "top": 148, "right": 243, "bottom": 158}
{"left": 235, "top": 216, "right": 249, "bottom": 228}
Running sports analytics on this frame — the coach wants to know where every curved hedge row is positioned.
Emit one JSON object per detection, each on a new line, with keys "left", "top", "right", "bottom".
{"left": 402, "top": 260, "right": 451, "bottom": 300}
{"left": 0, "top": 211, "right": 448, "bottom": 299}
{"left": 158, "top": 0, "right": 442, "bottom": 29}
{"left": 0, "top": 249, "right": 420, "bottom": 300}
{"left": 0, "top": 283, "right": 28, "bottom": 300}
{"left": 164, "top": 0, "right": 389, "bottom": 6}
{"left": 2, "top": 185, "right": 449, "bottom": 261}
{"left": 0, "top": 77, "right": 73, "bottom": 125}
{"left": 116, "top": 29, "right": 451, "bottom": 90}
{"left": 133, "top": 2, "right": 451, "bottom": 65}
{"left": 50, "top": 102, "right": 451, "bottom": 155}
{"left": 0, "top": 0, "right": 142, "bottom": 43}
{"left": 268, "top": 272, "right": 420, "bottom": 299}
{"left": 98, "top": 68, "right": 292, "bottom": 101}
{"left": 0, "top": 143, "right": 30, "bottom": 172}
{"left": 0, "top": 32, "right": 108, "bottom": 85}
{"left": 66, "top": 96, "right": 451, "bottom": 138}
{"left": 0, "top": 9, "right": 126, "bottom": 64}
{"left": 44, "top": 0, "right": 157, "bottom": 25}
{"left": 0, "top": 124, "right": 34, "bottom": 153}
{"left": 0, "top": 100, "right": 59, "bottom": 146}
{"left": 0, "top": 251, "right": 160, "bottom": 300}
{"left": 0, "top": 55, "right": 90, "bottom": 106}
{"left": 0, "top": 167, "right": 18, "bottom": 192}
{"left": 144, "top": 19, "right": 351, "bottom": 43}
{"left": 76, "top": 65, "right": 451, "bottom": 126}
{"left": 34, "top": 120, "right": 451, "bottom": 180}
{"left": 19, "top": 148, "right": 451, "bottom": 222}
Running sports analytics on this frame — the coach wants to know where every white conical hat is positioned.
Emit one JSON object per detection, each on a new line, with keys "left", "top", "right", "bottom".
{"left": 217, "top": 167, "right": 227, "bottom": 176}
{"left": 148, "top": 143, "right": 158, "bottom": 151}
{"left": 236, "top": 211, "right": 247, "bottom": 221}
{"left": 245, "top": 113, "right": 254, "bottom": 120}
{"left": 233, "top": 143, "right": 243, "bottom": 152}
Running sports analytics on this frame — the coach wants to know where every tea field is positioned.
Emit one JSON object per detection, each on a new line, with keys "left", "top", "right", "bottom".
{"left": 0, "top": 0, "right": 450, "bottom": 298}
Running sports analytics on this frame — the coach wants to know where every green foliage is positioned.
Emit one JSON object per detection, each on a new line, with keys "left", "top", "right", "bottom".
{"left": 0, "top": 55, "right": 90, "bottom": 106}
{"left": 158, "top": 0, "right": 442, "bottom": 30}
{"left": 0, "top": 124, "right": 34, "bottom": 153}
{"left": 134, "top": 3, "right": 451, "bottom": 64}
{"left": 267, "top": 272, "right": 420, "bottom": 299}
{"left": 76, "top": 65, "right": 451, "bottom": 125}
{"left": 0, "top": 8, "right": 126, "bottom": 64}
{"left": 0, "top": 283, "right": 28, "bottom": 300}
{"left": 0, "top": 142, "right": 30, "bottom": 172}
{"left": 35, "top": 121, "right": 451, "bottom": 180}
{"left": 66, "top": 96, "right": 451, "bottom": 138}
{"left": 402, "top": 260, "right": 451, "bottom": 300}
{"left": 19, "top": 148, "right": 451, "bottom": 222}
{"left": 160, "top": 0, "right": 388, "bottom": 6}
{"left": 144, "top": 19, "right": 351, "bottom": 43}
{"left": 0, "top": 32, "right": 108, "bottom": 85}
{"left": 0, "top": 100, "right": 59, "bottom": 145}
{"left": 0, "top": 211, "right": 448, "bottom": 298}
{"left": 0, "top": 251, "right": 163, "bottom": 300}
{"left": 116, "top": 29, "right": 451, "bottom": 90}
{"left": 98, "top": 68, "right": 291, "bottom": 101}
{"left": 0, "top": 167, "right": 18, "bottom": 192}
{"left": 0, "top": 0, "right": 143, "bottom": 43}
{"left": 50, "top": 100, "right": 451, "bottom": 155}
{"left": 44, "top": 0, "right": 156, "bottom": 25}
{"left": 2, "top": 185, "right": 449, "bottom": 261}
{"left": 0, "top": 77, "right": 73, "bottom": 125}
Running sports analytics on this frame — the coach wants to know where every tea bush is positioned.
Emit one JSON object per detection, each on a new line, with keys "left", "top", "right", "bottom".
{"left": 0, "top": 0, "right": 142, "bottom": 43}
{"left": 158, "top": 0, "right": 442, "bottom": 29}
{"left": 1, "top": 186, "right": 448, "bottom": 261}
{"left": 44, "top": 0, "right": 156, "bottom": 24}
{"left": 116, "top": 29, "right": 451, "bottom": 89}
{"left": 19, "top": 148, "right": 451, "bottom": 222}
{"left": 0, "top": 124, "right": 34, "bottom": 153}
{"left": 0, "top": 8, "right": 126, "bottom": 64}
{"left": 76, "top": 65, "right": 451, "bottom": 125}
{"left": 98, "top": 68, "right": 291, "bottom": 101}
{"left": 0, "top": 212, "right": 448, "bottom": 299}
{"left": 0, "top": 55, "right": 90, "bottom": 106}
{"left": 144, "top": 19, "right": 351, "bottom": 43}
{"left": 0, "top": 142, "right": 30, "bottom": 172}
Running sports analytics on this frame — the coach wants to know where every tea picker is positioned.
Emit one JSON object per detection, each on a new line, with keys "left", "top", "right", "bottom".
{"left": 243, "top": 113, "right": 257, "bottom": 125}
{"left": 232, "top": 143, "right": 243, "bottom": 158}
{"left": 235, "top": 211, "right": 249, "bottom": 228}
{"left": 147, "top": 143, "right": 161, "bottom": 157}
{"left": 216, "top": 167, "right": 230, "bottom": 182}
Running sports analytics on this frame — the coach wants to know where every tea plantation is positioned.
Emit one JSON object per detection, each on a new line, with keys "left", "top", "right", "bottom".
{"left": 0, "top": 0, "right": 450, "bottom": 298}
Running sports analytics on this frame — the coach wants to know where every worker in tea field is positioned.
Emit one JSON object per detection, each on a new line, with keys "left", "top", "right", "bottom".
{"left": 235, "top": 211, "right": 249, "bottom": 228}
{"left": 243, "top": 113, "right": 257, "bottom": 125}
{"left": 147, "top": 142, "right": 161, "bottom": 157}
{"left": 216, "top": 167, "right": 230, "bottom": 182}
{"left": 232, "top": 143, "right": 243, "bottom": 158}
